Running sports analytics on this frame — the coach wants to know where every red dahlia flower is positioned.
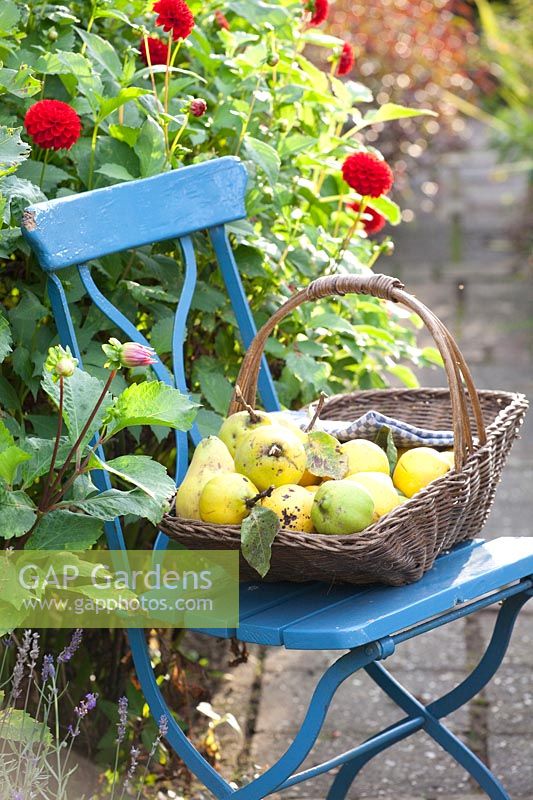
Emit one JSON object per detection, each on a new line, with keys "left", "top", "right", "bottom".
{"left": 214, "top": 10, "right": 230, "bottom": 30}
{"left": 338, "top": 42, "right": 355, "bottom": 77}
{"left": 140, "top": 37, "right": 170, "bottom": 66}
{"left": 24, "top": 99, "right": 81, "bottom": 151}
{"left": 189, "top": 98, "right": 207, "bottom": 117}
{"left": 306, "top": 0, "right": 329, "bottom": 26}
{"left": 342, "top": 152, "right": 394, "bottom": 197}
{"left": 347, "top": 201, "right": 386, "bottom": 235}
{"left": 154, "top": 0, "right": 195, "bottom": 41}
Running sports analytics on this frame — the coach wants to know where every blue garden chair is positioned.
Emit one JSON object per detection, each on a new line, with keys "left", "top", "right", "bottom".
{"left": 22, "top": 157, "right": 533, "bottom": 800}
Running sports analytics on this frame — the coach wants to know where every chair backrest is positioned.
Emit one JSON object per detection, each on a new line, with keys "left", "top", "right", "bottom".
{"left": 21, "top": 156, "right": 280, "bottom": 551}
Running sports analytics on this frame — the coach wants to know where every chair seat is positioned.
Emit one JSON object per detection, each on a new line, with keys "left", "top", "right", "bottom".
{"left": 199, "top": 537, "right": 533, "bottom": 650}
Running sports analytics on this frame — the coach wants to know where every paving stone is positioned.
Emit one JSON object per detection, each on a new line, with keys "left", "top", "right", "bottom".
{"left": 250, "top": 729, "right": 477, "bottom": 799}
{"left": 477, "top": 609, "right": 533, "bottom": 666}
{"left": 486, "top": 667, "right": 533, "bottom": 735}
{"left": 489, "top": 735, "right": 533, "bottom": 798}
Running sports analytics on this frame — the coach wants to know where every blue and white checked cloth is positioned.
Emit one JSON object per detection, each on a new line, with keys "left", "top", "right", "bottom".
{"left": 277, "top": 408, "right": 454, "bottom": 448}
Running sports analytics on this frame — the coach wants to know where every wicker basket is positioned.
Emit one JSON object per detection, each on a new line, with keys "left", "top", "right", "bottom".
{"left": 161, "top": 273, "right": 528, "bottom": 586}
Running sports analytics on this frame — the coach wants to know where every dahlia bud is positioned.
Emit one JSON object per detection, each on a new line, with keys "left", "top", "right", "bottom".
{"left": 189, "top": 98, "right": 207, "bottom": 118}
{"left": 48, "top": 27, "right": 58, "bottom": 42}
{"left": 266, "top": 52, "right": 279, "bottom": 67}
{"left": 382, "top": 240, "right": 395, "bottom": 256}
{"left": 45, "top": 345, "right": 78, "bottom": 382}
{"left": 102, "top": 338, "right": 157, "bottom": 370}
{"left": 214, "top": 10, "right": 230, "bottom": 30}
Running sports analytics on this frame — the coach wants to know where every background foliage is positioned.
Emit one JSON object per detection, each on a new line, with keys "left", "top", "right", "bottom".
{"left": 0, "top": 0, "right": 441, "bottom": 454}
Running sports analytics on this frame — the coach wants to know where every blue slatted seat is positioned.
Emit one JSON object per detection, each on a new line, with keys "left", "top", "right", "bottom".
{"left": 22, "top": 157, "right": 533, "bottom": 800}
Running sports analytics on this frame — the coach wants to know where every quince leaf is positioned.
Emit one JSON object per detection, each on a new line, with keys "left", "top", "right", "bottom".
{"left": 374, "top": 425, "right": 398, "bottom": 473}
{"left": 305, "top": 431, "right": 348, "bottom": 480}
{"left": 241, "top": 506, "right": 280, "bottom": 578}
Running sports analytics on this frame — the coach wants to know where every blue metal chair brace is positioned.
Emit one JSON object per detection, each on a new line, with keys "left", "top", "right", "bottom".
{"left": 22, "top": 157, "right": 533, "bottom": 800}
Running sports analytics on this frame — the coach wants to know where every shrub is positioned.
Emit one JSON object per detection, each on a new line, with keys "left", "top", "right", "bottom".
{"left": 0, "top": 0, "right": 441, "bottom": 450}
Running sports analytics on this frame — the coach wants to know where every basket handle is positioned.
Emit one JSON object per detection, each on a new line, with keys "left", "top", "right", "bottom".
{"left": 228, "top": 273, "right": 487, "bottom": 471}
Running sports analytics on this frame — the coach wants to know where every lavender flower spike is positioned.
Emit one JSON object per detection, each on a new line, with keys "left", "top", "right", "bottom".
{"left": 124, "top": 745, "right": 141, "bottom": 788}
{"left": 58, "top": 629, "right": 83, "bottom": 663}
{"left": 158, "top": 714, "right": 169, "bottom": 738}
{"left": 117, "top": 695, "right": 128, "bottom": 743}
{"left": 12, "top": 630, "right": 33, "bottom": 698}
{"left": 29, "top": 632, "right": 40, "bottom": 669}
{"left": 41, "top": 654, "right": 55, "bottom": 682}
{"left": 74, "top": 692, "right": 98, "bottom": 719}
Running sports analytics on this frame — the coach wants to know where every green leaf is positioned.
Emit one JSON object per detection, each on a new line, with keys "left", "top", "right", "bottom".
{"left": 67, "top": 488, "right": 165, "bottom": 526}
{"left": 108, "top": 124, "right": 140, "bottom": 148}
{"left": 359, "top": 103, "right": 438, "bottom": 130}
{"left": 41, "top": 368, "right": 113, "bottom": 450}
{"left": 16, "top": 159, "right": 71, "bottom": 192}
{"left": 0, "top": 488, "right": 37, "bottom": 539}
{"left": 26, "top": 510, "right": 104, "bottom": 550}
{"left": 240, "top": 506, "right": 280, "bottom": 578}
{"left": 0, "top": 559, "right": 33, "bottom": 610}
{"left": 95, "top": 163, "right": 135, "bottom": 182}
{"left": 74, "top": 28, "right": 122, "bottom": 78}
{"left": 228, "top": 0, "right": 289, "bottom": 27}
{"left": 421, "top": 347, "right": 444, "bottom": 367}
{"left": 302, "top": 30, "right": 345, "bottom": 48}
{"left": 195, "top": 409, "right": 224, "bottom": 438}
{"left": 34, "top": 51, "right": 93, "bottom": 78}
{"left": 91, "top": 454, "right": 176, "bottom": 508}
{"left": 150, "top": 315, "right": 174, "bottom": 354}
{"left": 0, "top": 311, "right": 12, "bottom": 363}
{"left": 134, "top": 118, "right": 166, "bottom": 178}
{"left": 20, "top": 437, "right": 72, "bottom": 488}
{"left": 104, "top": 382, "right": 197, "bottom": 436}
{"left": 0, "top": 421, "right": 14, "bottom": 450}
{"left": 344, "top": 80, "right": 374, "bottom": 104}
{"left": 286, "top": 350, "right": 329, "bottom": 391}
{"left": 374, "top": 425, "right": 398, "bottom": 474}
{"left": 1, "top": 175, "right": 46, "bottom": 224}
{"left": 0, "top": 126, "right": 31, "bottom": 178}
{"left": 368, "top": 196, "right": 401, "bottom": 226}
{"left": 193, "top": 358, "right": 234, "bottom": 416}
{"left": 0, "top": 708, "right": 51, "bottom": 747}
{"left": 386, "top": 364, "right": 419, "bottom": 389}
{"left": 305, "top": 431, "right": 348, "bottom": 480}
{"left": 97, "top": 87, "right": 150, "bottom": 123}
{"left": 0, "top": 1, "right": 21, "bottom": 34}
{"left": 0, "top": 66, "right": 41, "bottom": 99}
{"left": 243, "top": 136, "right": 281, "bottom": 186}
{"left": 0, "top": 446, "right": 31, "bottom": 485}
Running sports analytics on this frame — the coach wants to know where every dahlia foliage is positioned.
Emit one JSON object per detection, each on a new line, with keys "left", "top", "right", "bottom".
{"left": 3, "top": 0, "right": 444, "bottom": 454}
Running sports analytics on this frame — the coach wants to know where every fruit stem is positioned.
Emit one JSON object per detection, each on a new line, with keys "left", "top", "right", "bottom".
{"left": 305, "top": 392, "right": 328, "bottom": 433}
{"left": 268, "top": 444, "right": 283, "bottom": 458}
{"left": 234, "top": 385, "right": 261, "bottom": 424}
{"left": 245, "top": 486, "right": 274, "bottom": 509}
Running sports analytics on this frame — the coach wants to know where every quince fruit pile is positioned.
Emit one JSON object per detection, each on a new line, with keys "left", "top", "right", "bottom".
{"left": 175, "top": 408, "right": 453, "bottom": 536}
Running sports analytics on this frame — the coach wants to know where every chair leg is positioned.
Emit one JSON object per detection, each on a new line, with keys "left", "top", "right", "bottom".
{"left": 232, "top": 642, "right": 390, "bottom": 800}
{"left": 327, "top": 592, "right": 530, "bottom": 800}
{"left": 366, "top": 662, "right": 509, "bottom": 799}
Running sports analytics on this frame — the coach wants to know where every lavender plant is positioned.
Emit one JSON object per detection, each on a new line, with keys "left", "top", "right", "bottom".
{"left": 0, "top": 630, "right": 174, "bottom": 800}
